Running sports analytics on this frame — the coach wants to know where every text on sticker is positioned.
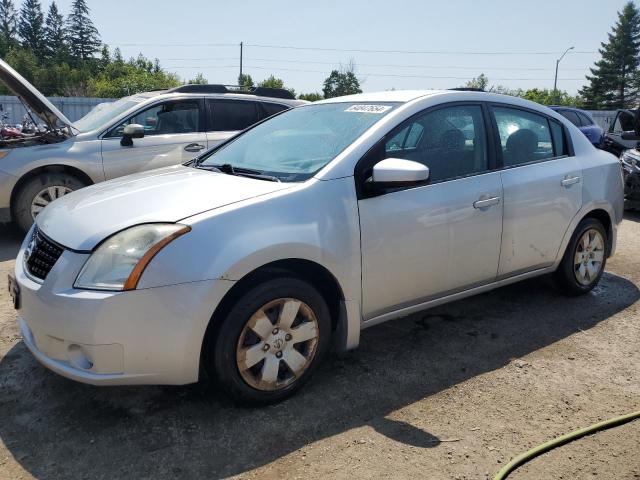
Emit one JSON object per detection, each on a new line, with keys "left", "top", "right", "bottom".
{"left": 345, "top": 105, "right": 392, "bottom": 114}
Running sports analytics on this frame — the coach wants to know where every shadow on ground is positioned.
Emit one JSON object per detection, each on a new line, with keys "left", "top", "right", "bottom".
{"left": 0, "top": 223, "right": 22, "bottom": 262}
{"left": 624, "top": 209, "right": 640, "bottom": 223}
{"left": 0, "top": 272, "right": 638, "bottom": 479}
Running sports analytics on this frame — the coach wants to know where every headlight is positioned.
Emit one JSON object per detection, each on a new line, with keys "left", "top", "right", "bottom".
{"left": 75, "top": 223, "right": 190, "bottom": 291}
{"left": 621, "top": 151, "right": 640, "bottom": 172}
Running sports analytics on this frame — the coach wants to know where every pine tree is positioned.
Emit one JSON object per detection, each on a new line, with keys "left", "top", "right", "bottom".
{"left": 580, "top": 2, "right": 640, "bottom": 109}
{"left": 0, "top": 0, "right": 17, "bottom": 53}
{"left": 66, "top": 0, "right": 101, "bottom": 61}
{"left": 43, "top": 1, "right": 66, "bottom": 60}
{"left": 18, "top": 0, "right": 44, "bottom": 58}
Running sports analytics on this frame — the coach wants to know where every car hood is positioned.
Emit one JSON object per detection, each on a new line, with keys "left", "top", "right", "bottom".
{"left": 36, "top": 165, "right": 293, "bottom": 250}
{"left": 0, "top": 58, "right": 73, "bottom": 129}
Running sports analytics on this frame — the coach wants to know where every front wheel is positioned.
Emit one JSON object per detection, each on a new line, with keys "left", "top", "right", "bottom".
{"left": 554, "top": 218, "right": 607, "bottom": 295}
{"left": 209, "top": 277, "right": 332, "bottom": 405}
{"left": 13, "top": 172, "right": 87, "bottom": 232}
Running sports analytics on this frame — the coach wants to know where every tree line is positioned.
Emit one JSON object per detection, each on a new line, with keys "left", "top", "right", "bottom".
{"left": 0, "top": 0, "right": 180, "bottom": 97}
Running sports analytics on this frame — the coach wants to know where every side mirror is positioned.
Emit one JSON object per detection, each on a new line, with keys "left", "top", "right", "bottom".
{"left": 120, "top": 124, "right": 145, "bottom": 146}
{"left": 369, "top": 158, "right": 430, "bottom": 188}
{"left": 621, "top": 130, "right": 640, "bottom": 141}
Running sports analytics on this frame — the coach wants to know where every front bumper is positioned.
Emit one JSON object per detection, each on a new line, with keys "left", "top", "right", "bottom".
{"left": 15, "top": 244, "right": 235, "bottom": 385}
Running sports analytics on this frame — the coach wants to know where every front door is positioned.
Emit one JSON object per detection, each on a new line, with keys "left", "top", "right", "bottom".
{"left": 101, "top": 98, "right": 207, "bottom": 180}
{"left": 490, "top": 105, "right": 583, "bottom": 277}
{"left": 358, "top": 104, "right": 503, "bottom": 320}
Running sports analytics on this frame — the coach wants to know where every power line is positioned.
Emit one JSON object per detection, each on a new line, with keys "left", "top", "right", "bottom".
{"left": 160, "top": 56, "right": 589, "bottom": 72}
{"left": 244, "top": 43, "right": 597, "bottom": 55}
{"left": 114, "top": 41, "right": 596, "bottom": 55}
{"left": 165, "top": 64, "right": 586, "bottom": 81}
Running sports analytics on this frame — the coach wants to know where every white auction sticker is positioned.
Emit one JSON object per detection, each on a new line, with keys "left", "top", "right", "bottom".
{"left": 345, "top": 105, "right": 392, "bottom": 113}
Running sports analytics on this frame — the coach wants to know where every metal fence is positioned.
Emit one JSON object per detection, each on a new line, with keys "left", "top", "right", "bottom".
{"left": 0, "top": 95, "right": 115, "bottom": 125}
{"left": 586, "top": 110, "right": 616, "bottom": 132}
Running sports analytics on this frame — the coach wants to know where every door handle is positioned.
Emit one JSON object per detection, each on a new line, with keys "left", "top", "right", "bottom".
{"left": 473, "top": 196, "right": 501, "bottom": 209}
{"left": 184, "top": 143, "right": 206, "bottom": 152}
{"left": 561, "top": 176, "right": 580, "bottom": 187}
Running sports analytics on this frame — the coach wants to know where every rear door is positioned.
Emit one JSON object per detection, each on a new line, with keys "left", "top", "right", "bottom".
{"left": 101, "top": 98, "right": 207, "bottom": 179}
{"left": 490, "top": 105, "right": 582, "bottom": 277}
{"left": 205, "top": 98, "right": 261, "bottom": 148}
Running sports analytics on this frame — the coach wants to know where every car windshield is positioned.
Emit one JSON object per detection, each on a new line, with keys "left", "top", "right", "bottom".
{"left": 199, "top": 102, "right": 399, "bottom": 181}
{"left": 74, "top": 96, "right": 148, "bottom": 132}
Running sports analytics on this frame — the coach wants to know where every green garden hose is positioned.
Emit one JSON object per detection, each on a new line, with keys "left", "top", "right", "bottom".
{"left": 494, "top": 410, "right": 640, "bottom": 480}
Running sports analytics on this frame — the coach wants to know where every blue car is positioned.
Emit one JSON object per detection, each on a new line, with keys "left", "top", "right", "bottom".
{"left": 550, "top": 106, "right": 604, "bottom": 147}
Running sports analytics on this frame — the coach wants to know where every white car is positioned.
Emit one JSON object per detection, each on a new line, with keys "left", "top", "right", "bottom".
{"left": 10, "top": 90, "right": 623, "bottom": 404}
{"left": 0, "top": 59, "right": 305, "bottom": 231}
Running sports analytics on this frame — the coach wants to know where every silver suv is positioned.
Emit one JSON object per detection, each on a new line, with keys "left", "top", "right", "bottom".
{"left": 0, "top": 59, "right": 306, "bottom": 231}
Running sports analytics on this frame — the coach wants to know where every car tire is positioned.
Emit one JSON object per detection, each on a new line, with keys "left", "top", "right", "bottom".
{"left": 13, "top": 172, "right": 87, "bottom": 232}
{"left": 209, "top": 277, "right": 332, "bottom": 405}
{"left": 554, "top": 217, "right": 607, "bottom": 296}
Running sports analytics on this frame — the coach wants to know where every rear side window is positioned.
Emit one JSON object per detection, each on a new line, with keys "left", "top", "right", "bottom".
{"left": 549, "top": 120, "right": 567, "bottom": 157}
{"left": 207, "top": 99, "right": 260, "bottom": 131}
{"left": 261, "top": 102, "right": 289, "bottom": 119}
{"left": 576, "top": 112, "right": 593, "bottom": 126}
{"left": 558, "top": 110, "right": 581, "bottom": 127}
{"left": 492, "top": 107, "right": 554, "bottom": 167}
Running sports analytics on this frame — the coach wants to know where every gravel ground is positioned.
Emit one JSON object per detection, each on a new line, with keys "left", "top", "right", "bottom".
{"left": 0, "top": 215, "right": 639, "bottom": 480}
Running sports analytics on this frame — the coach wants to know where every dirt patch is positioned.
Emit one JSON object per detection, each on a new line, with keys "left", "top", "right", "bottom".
{"left": 0, "top": 218, "right": 638, "bottom": 480}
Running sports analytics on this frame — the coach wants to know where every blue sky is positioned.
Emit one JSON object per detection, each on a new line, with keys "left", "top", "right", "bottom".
{"left": 51, "top": 0, "right": 630, "bottom": 95}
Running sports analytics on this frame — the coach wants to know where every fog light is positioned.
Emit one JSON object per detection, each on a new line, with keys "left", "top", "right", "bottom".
{"left": 67, "top": 344, "right": 94, "bottom": 370}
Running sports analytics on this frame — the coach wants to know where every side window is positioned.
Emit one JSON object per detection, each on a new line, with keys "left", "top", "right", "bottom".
{"left": 549, "top": 120, "right": 568, "bottom": 157}
{"left": 383, "top": 105, "right": 488, "bottom": 183}
{"left": 577, "top": 112, "right": 593, "bottom": 126}
{"left": 207, "top": 99, "right": 259, "bottom": 131}
{"left": 386, "top": 123, "right": 423, "bottom": 152}
{"left": 108, "top": 100, "right": 200, "bottom": 137}
{"left": 261, "top": 102, "right": 289, "bottom": 119}
{"left": 558, "top": 110, "right": 581, "bottom": 127}
{"left": 493, "top": 107, "right": 554, "bottom": 167}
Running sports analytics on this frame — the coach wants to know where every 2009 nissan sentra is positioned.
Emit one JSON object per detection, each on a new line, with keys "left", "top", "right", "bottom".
{"left": 10, "top": 90, "right": 623, "bottom": 404}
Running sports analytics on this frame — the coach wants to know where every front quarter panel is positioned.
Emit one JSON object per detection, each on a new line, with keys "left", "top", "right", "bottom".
{"left": 137, "top": 177, "right": 362, "bottom": 306}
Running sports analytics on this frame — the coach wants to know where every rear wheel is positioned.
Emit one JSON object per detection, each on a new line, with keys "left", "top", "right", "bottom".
{"left": 554, "top": 218, "right": 607, "bottom": 295}
{"left": 209, "top": 277, "right": 331, "bottom": 405}
{"left": 13, "top": 172, "right": 87, "bottom": 232}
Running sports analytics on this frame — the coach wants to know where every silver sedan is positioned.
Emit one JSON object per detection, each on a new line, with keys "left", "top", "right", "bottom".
{"left": 11, "top": 90, "right": 624, "bottom": 404}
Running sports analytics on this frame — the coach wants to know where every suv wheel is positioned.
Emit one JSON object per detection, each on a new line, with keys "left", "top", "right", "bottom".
{"left": 554, "top": 218, "right": 607, "bottom": 295}
{"left": 209, "top": 277, "right": 331, "bottom": 405}
{"left": 13, "top": 173, "right": 87, "bottom": 232}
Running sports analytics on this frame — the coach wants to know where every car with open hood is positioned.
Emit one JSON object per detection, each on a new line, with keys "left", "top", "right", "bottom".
{"left": 0, "top": 58, "right": 306, "bottom": 231}
{"left": 10, "top": 90, "right": 623, "bottom": 404}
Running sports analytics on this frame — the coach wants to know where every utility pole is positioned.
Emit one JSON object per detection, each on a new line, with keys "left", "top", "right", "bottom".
{"left": 553, "top": 46, "right": 574, "bottom": 101}
{"left": 239, "top": 41, "right": 243, "bottom": 85}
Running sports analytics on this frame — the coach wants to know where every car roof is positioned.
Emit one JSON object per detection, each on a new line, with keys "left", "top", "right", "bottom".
{"left": 317, "top": 90, "right": 449, "bottom": 104}
{"left": 128, "top": 90, "right": 307, "bottom": 106}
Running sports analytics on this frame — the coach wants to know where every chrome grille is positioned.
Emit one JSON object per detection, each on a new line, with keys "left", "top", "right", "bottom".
{"left": 25, "top": 227, "right": 64, "bottom": 280}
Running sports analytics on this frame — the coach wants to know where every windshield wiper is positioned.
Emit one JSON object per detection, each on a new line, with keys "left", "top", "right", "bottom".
{"left": 196, "top": 163, "right": 281, "bottom": 182}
